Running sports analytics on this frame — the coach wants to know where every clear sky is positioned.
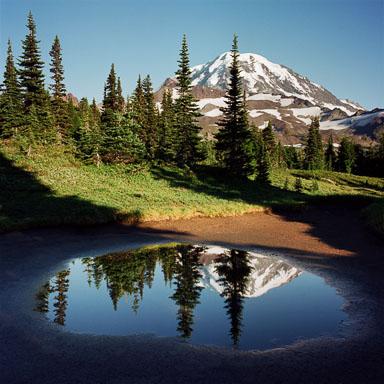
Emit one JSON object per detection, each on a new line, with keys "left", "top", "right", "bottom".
{"left": 0, "top": 0, "right": 383, "bottom": 109}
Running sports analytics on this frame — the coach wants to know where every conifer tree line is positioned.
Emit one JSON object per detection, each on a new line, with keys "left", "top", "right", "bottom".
{"left": 1, "top": 12, "right": 383, "bottom": 178}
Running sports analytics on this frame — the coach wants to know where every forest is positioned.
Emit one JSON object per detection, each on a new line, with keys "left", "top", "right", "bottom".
{"left": 1, "top": 12, "right": 383, "bottom": 180}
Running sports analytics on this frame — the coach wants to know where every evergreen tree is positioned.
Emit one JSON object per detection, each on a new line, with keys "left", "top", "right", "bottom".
{"left": 156, "top": 89, "right": 178, "bottom": 163}
{"left": 304, "top": 116, "right": 323, "bottom": 170}
{"left": 337, "top": 137, "right": 355, "bottom": 174}
{"left": 0, "top": 39, "right": 24, "bottom": 137}
{"left": 101, "top": 112, "right": 145, "bottom": 164}
{"left": 262, "top": 121, "right": 277, "bottom": 166}
{"left": 49, "top": 35, "right": 70, "bottom": 140}
{"left": 18, "top": 11, "right": 47, "bottom": 110}
{"left": 277, "top": 140, "right": 286, "bottom": 169}
{"left": 18, "top": 11, "right": 53, "bottom": 138}
{"left": 142, "top": 74, "right": 158, "bottom": 159}
{"left": 256, "top": 140, "right": 271, "bottom": 184}
{"left": 131, "top": 74, "right": 145, "bottom": 128}
{"left": 101, "top": 63, "right": 118, "bottom": 125}
{"left": 174, "top": 34, "right": 205, "bottom": 167}
{"left": 284, "top": 146, "right": 300, "bottom": 169}
{"left": 117, "top": 77, "right": 125, "bottom": 113}
{"left": 215, "top": 35, "right": 255, "bottom": 177}
{"left": 324, "top": 135, "right": 336, "bottom": 171}
{"left": 90, "top": 98, "right": 101, "bottom": 128}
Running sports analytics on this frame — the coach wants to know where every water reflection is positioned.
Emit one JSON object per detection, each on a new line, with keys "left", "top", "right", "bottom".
{"left": 216, "top": 250, "right": 253, "bottom": 346}
{"left": 36, "top": 244, "right": 346, "bottom": 350}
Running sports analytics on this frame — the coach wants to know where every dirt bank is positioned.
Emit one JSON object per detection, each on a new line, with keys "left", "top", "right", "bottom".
{"left": 1, "top": 204, "right": 383, "bottom": 383}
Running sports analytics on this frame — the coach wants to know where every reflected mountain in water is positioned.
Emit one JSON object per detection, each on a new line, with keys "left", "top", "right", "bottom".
{"left": 198, "top": 246, "right": 302, "bottom": 298}
{"left": 35, "top": 243, "right": 346, "bottom": 350}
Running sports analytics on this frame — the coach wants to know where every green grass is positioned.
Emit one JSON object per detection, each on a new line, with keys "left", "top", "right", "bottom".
{"left": 1, "top": 141, "right": 383, "bottom": 235}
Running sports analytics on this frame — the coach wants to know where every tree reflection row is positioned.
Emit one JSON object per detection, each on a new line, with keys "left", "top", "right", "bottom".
{"left": 36, "top": 244, "right": 253, "bottom": 345}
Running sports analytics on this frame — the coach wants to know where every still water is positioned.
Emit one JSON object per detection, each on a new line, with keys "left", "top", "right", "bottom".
{"left": 36, "top": 244, "right": 347, "bottom": 350}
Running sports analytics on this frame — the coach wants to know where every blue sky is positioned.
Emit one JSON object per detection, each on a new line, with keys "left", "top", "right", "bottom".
{"left": 0, "top": 0, "right": 383, "bottom": 109}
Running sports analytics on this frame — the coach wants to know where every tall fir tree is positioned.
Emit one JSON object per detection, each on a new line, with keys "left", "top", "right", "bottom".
{"left": 0, "top": 39, "right": 24, "bottom": 137}
{"left": 101, "top": 63, "right": 119, "bottom": 125}
{"left": 262, "top": 121, "right": 277, "bottom": 167}
{"left": 337, "top": 137, "right": 355, "bottom": 174}
{"left": 49, "top": 35, "right": 70, "bottom": 141}
{"left": 142, "top": 74, "right": 158, "bottom": 159}
{"left": 304, "top": 116, "right": 323, "bottom": 170}
{"left": 131, "top": 75, "right": 145, "bottom": 134}
{"left": 256, "top": 140, "right": 271, "bottom": 184}
{"left": 117, "top": 77, "right": 125, "bottom": 113}
{"left": 324, "top": 135, "right": 336, "bottom": 171}
{"left": 156, "top": 89, "right": 178, "bottom": 163}
{"left": 214, "top": 35, "right": 255, "bottom": 177}
{"left": 18, "top": 11, "right": 53, "bottom": 139}
{"left": 174, "top": 34, "right": 205, "bottom": 167}
{"left": 18, "top": 11, "right": 46, "bottom": 110}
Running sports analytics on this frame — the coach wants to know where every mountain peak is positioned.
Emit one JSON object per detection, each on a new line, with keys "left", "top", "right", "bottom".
{"left": 189, "top": 51, "right": 359, "bottom": 113}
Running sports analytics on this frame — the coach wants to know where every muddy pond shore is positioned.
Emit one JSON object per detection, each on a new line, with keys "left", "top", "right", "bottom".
{"left": 1, "top": 204, "right": 384, "bottom": 383}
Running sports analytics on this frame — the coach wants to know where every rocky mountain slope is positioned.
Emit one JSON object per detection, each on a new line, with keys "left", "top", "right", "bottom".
{"left": 155, "top": 52, "right": 383, "bottom": 145}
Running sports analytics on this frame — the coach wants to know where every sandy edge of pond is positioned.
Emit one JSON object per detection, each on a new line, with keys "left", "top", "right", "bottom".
{"left": 1, "top": 204, "right": 384, "bottom": 384}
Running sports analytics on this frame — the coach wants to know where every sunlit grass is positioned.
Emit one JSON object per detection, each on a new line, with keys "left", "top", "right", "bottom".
{"left": 0, "top": 141, "right": 383, "bottom": 234}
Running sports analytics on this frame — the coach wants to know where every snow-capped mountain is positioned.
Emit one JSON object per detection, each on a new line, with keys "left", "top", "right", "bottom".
{"left": 190, "top": 52, "right": 361, "bottom": 113}
{"left": 197, "top": 247, "right": 302, "bottom": 299}
{"left": 155, "top": 52, "right": 383, "bottom": 145}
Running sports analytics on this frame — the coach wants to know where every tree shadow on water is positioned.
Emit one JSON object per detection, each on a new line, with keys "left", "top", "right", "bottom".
{"left": 0, "top": 153, "right": 116, "bottom": 232}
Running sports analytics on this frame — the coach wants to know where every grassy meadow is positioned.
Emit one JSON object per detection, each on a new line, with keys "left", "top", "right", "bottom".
{"left": 1, "top": 141, "right": 383, "bottom": 235}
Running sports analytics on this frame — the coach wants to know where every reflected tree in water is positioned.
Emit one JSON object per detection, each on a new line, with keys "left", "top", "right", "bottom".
{"left": 52, "top": 269, "right": 70, "bottom": 326}
{"left": 170, "top": 245, "right": 204, "bottom": 339}
{"left": 35, "top": 281, "right": 54, "bottom": 314}
{"left": 95, "top": 250, "right": 156, "bottom": 312}
{"left": 82, "top": 257, "right": 94, "bottom": 287}
{"left": 215, "top": 249, "right": 252, "bottom": 346}
{"left": 158, "top": 246, "right": 178, "bottom": 287}
{"left": 37, "top": 244, "right": 205, "bottom": 334}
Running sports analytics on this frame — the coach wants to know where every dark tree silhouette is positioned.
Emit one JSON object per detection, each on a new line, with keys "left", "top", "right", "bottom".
{"left": 215, "top": 249, "right": 252, "bottom": 346}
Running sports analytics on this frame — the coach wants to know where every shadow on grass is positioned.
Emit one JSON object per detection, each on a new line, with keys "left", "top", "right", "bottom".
{"left": 0, "top": 153, "right": 116, "bottom": 232}
{"left": 289, "top": 169, "right": 384, "bottom": 193}
{"left": 150, "top": 165, "right": 308, "bottom": 210}
{"left": 150, "top": 165, "right": 382, "bottom": 211}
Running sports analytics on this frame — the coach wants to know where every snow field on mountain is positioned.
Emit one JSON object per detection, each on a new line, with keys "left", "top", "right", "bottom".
{"left": 197, "top": 247, "right": 302, "bottom": 299}
{"left": 320, "top": 110, "right": 384, "bottom": 131}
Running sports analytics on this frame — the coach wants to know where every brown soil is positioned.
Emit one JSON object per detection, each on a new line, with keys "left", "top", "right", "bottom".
{"left": 1, "top": 204, "right": 384, "bottom": 383}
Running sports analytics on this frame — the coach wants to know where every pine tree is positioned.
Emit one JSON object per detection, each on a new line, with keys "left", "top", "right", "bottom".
{"left": 284, "top": 146, "right": 300, "bottom": 169}
{"left": 101, "top": 63, "right": 118, "bottom": 125}
{"left": 117, "top": 77, "right": 125, "bottom": 113}
{"left": 156, "top": 89, "right": 177, "bottom": 163}
{"left": 262, "top": 121, "right": 277, "bottom": 166}
{"left": 304, "top": 116, "right": 323, "bottom": 170}
{"left": 324, "top": 135, "right": 336, "bottom": 171}
{"left": 131, "top": 75, "right": 145, "bottom": 135}
{"left": 337, "top": 137, "right": 355, "bottom": 174}
{"left": 67, "top": 97, "right": 81, "bottom": 138}
{"left": 214, "top": 35, "right": 255, "bottom": 177}
{"left": 18, "top": 11, "right": 47, "bottom": 110}
{"left": 0, "top": 39, "right": 24, "bottom": 137}
{"left": 256, "top": 141, "right": 271, "bottom": 184}
{"left": 18, "top": 11, "right": 53, "bottom": 139}
{"left": 174, "top": 34, "right": 205, "bottom": 168}
{"left": 277, "top": 140, "right": 286, "bottom": 169}
{"left": 101, "top": 112, "right": 145, "bottom": 164}
{"left": 49, "top": 35, "right": 70, "bottom": 141}
{"left": 142, "top": 74, "right": 158, "bottom": 159}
